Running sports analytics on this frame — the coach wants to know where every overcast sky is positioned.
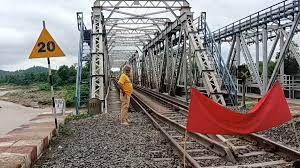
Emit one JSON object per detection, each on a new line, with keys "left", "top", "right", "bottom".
{"left": 0, "top": 0, "right": 282, "bottom": 71}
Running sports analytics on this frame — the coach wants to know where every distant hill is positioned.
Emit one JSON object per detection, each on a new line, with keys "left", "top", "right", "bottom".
{"left": 0, "top": 66, "right": 48, "bottom": 78}
{"left": 15, "top": 66, "right": 48, "bottom": 74}
{"left": 0, "top": 70, "right": 12, "bottom": 77}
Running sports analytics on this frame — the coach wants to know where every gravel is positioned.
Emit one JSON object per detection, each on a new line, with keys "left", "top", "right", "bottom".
{"left": 260, "top": 117, "right": 300, "bottom": 151}
{"left": 228, "top": 105, "right": 300, "bottom": 152}
{"left": 33, "top": 109, "right": 182, "bottom": 167}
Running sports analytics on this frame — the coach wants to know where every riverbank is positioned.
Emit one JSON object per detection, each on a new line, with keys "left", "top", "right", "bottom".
{"left": 0, "top": 85, "right": 66, "bottom": 108}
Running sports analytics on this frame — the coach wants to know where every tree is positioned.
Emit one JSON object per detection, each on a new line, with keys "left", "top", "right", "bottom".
{"left": 284, "top": 57, "right": 299, "bottom": 75}
{"left": 258, "top": 61, "right": 276, "bottom": 76}
{"left": 274, "top": 42, "right": 299, "bottom": 75}
{"left": 57, "top": 65, "right": 70, "bottom": 85}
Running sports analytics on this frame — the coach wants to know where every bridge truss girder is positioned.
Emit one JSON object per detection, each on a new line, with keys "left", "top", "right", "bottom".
{"left": 212, "top": 0, "right": 300, "bottom": 95}
{"left": 89, "top": 0, "right": 237, "bottom": 107}
{"left": 134, "top": 11, "right": 236, "bottom": 105}
{"left": 94, "top": 0, "right": 188, "bottom": 9}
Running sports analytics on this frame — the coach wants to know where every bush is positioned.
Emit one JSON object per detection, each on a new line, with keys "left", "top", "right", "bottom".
{"left": 65, "top": 113, "right": 93, "bottom": 123}
{"left": 38, "top": 83, "right": 50, "bottom": 91}
{"left": 64, "top": 85, "right": 76, "bottom": 107}
{"left": 0, "top": 64, "right": 90, "bottom": 108}
{"left": 58, "top": 124, "right": 72, "bottom": 136}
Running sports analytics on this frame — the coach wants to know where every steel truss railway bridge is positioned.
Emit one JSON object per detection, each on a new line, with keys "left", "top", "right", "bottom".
{"left": 75, "top": 0, "right": 300, "bottom": 114}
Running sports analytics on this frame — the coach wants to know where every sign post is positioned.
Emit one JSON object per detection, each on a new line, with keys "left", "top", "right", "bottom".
{"left": 29, "top": 21, "right": 65, "bottom": 129}
{"left": 47, "top": 56, "right": 57, "bottom": 129}
{"left": 237, "top": 65, "right": 251, "bottom": 108}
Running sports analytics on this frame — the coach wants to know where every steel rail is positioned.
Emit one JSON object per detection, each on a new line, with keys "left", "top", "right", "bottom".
{"left": 132, "top": 86, "right": 236, "bottom": 162}
{"left": 131, "top": 95, "right": 202, "bottom": 167}
{"left": 136, "top": 85, "right": 300, "bottom": 161}
{"left": 135, "top": 86, "right": 188, "bottom": 110}
{"left": 113, "top": 79, "right": 201, "bottom": 167}
{"left": 114, "top": 79, "right": 237, "bottom": 162}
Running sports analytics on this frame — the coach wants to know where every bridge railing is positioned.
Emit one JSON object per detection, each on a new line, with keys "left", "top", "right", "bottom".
{"left": 213, "top": 0, "right": 300, "bottom": 41}
{"left": 194, "top": 14, "right": 238, "bottom": 105}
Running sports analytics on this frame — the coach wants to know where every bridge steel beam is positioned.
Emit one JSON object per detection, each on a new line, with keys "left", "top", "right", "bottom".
{"left": 262, "top": 27, "right": 268, "bottom": 94}
{"left": 95, "top": 0, "right": 188, "bottom": 9}
{"left": 267, "top": 14, "right": 300, "bottom": 90}
{"left": 75, "top": 12, "right": 92, "bottom": 115}
{"left": 84, "top": 0, "right": 300, "bottom": 112}
{"left": 75, "top": 13, "right": 84, "bottom": 115}
{"left": 213, "top": 0, "right": 300, "bottom": 41}
{"left": 211, "top": 0, "right": 300, "bottom": 95}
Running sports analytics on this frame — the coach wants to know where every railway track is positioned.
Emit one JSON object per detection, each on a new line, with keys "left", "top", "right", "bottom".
{"left": 129, "top": 84, "right": 300, "bottom": 167}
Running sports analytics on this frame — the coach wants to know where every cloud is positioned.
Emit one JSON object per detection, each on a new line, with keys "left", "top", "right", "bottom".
{"left": 0, "top": 0, "right": 283, "bottom": 70}
{"left": 0, "top": 0, "right": 93, "bottom": 71}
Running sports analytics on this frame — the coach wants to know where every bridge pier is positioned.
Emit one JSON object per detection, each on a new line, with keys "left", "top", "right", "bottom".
{"left": 90, "top": 3, "right": 109, "bottom": 113}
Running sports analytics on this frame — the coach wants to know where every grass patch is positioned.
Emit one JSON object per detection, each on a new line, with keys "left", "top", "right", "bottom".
{"left": 58, "top": 124, "right": 72, "bottom": 136}
{"left": 65, "top": 113, "right": 94, "bottom": 123}
{"left": 245, "top": 102, "right": 256, "bottom": 109}
{"left": 38, "top": 83, "right": 50, "bottom": 91}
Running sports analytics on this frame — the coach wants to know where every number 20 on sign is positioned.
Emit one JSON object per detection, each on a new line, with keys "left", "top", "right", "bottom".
{"left": 29, "top": 24, "right": 65, "bottom": 59}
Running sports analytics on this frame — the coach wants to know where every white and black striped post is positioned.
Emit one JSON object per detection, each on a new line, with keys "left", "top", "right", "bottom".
{"left": 43, "top": 21, "right": 58, "bottom": 129}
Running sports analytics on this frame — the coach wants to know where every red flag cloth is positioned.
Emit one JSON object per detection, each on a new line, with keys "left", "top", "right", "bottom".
{"left": 186, "top": 81, "right": 292, "bottom": 135}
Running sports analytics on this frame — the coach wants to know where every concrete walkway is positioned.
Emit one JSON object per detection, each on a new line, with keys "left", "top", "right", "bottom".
{"left": 0, "top": 100, "right": 50, "bottom": 136}
{"left": 0, "top": 111, "right": 71, "bottom": 168}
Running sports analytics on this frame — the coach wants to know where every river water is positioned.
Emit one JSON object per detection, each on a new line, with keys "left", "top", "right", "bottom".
{"left": 0, "top": 89, "right": 50, "bottom": 136}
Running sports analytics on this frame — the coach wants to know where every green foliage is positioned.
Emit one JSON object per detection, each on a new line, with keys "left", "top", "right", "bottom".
{"left": 3, "top": 73, "right": 45, "bottom": 85}
{"left": 62, "top": 84, "right": 89, "bottom": 107}
{"left": 258, "top": 61, "right": 276, "bottom": 76}
{"left": 58, "top": 123, "right": 72, "bottom": 136}
{"left": 284, "top": 55, "right": 299, "bottom": 75}
{"left": 0, "top": 70, "right": 12, "bottom": 78}
{"left": 56, "top": 65, "right": 77, "bottom": 85}
{"left": 38, "top": 83, "right": 50, "bottom": 91}
{"left": 271, "top": 43, "right": 300, "bottom": 75}
{"left": 258, "top": 44, "right": 300, "bottom": 76}
{"left": 65, "top": 113, "right": 93, "bottom": 123}
{"left": 0, "top": 64, "right": 90, "bottom": 108}
{"left": 0, "top": 65, "right": 78, "bottom": 86}
{"left": 245, "top": 102, "right": 256, "bottom": 109}
{"left": 82, "top": 63, "right": 90, "bottom": 79}
{"left": 64, "top": 85, "right": 76, "bottom": 107}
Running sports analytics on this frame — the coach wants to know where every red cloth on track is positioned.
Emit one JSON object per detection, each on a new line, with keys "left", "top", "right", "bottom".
{"left": 186, "top": 81, "right": 292, "bottom": 135}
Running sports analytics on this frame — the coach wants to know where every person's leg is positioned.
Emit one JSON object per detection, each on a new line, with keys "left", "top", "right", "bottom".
{"left": 123, "top": 95, "right": 130, "bottom": 123}
{"left": 120, "top": 93, "right": 126, "bottom": 123}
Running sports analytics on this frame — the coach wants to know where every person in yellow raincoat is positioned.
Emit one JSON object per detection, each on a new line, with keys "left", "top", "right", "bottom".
{"left": 118, "top": 65, "right": 133, "bottom": 126}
